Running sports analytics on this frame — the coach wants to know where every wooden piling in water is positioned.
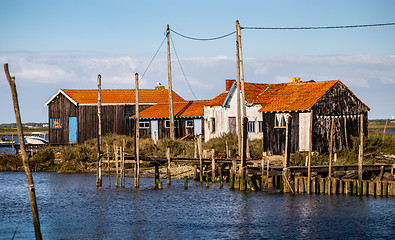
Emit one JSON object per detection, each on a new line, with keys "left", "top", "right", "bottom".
{"left": 331, "top": 178, "right": 338, "bottom": 195}
{"left": 299, "top": 177, "right": 305, "bottom": 193}
{"left": 155, "top": 163, "right": 160, "bottom": 187}
{"left": 211, "top": 147, "right": 215, "bottom": 183}
{"left": 205, "top": 174, "right": 209, "bottom": 188}
{"left": 362, "top": 180, "right": 368, "bottom": 196}
{"left": 121, "top": 140, "right": 125, "bottom": 187}
{"left": 311, "top": 177, "right": 316, "bottom": 194}
{"left": 368, "top": 181, "right": 375, "bottom": 196}
{"left": 388, "top": 181, "right": 394, "bottom": 196}
{"left": 376, "top": 181, "right": 382, "bottom": 196}
{"left": 167, "top": 147, "right": 171, "bottom": 186}
{"left": 319, "top": 178, "right": 325, "bottom": 194}
{"left": 106, "top": 143, "right": 110, "bottom": 187}
{"left": 352, "top": 180, "right": 357, "bottom": 195}
{"left": 295, "top": 176, "right": 300, "bottom": 193}
{"left": 382, "top": 181, "right": 388, "bottom": 196}
{"left": 114, "top": 145, "right": 119, "bottom": 187}
{"left": 184, "top": 176, "right": 188, "bottom": 189}
{"left": 4, "top": 63, "right": 42, "bottom": 239}
{"left": 134, "top": 73, "right": 140, "bottom": 189}
{"left": 193, "top": 164, "right": 198, "bottom": 180}
{"left": 198, "top": 135, "right": 203, "bottom": 183}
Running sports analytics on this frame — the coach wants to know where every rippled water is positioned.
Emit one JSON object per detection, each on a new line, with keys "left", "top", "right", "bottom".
{"left": 0, "top": 172, "right": 394, "bottom": 239}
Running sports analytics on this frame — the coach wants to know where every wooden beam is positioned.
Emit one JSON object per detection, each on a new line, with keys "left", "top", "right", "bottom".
{"left": 135, "top": 73, "right": 140, "bottom": 188}
{"left": 4, "top": 63, "right": 42, "bottom": 239}
{"left": 96, "top": 74, "right": 102, "bottom": 187}
{"left": 166, "top": 24, "right": 175, "bottom": 140}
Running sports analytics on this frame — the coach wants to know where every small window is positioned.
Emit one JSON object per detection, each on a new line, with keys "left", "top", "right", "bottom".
{"left": 139, "top": 121, "right": 149, "bottom": 129}
{"left": 186, "top": 120, "right": 193, "bottom": 128}
{"left": 275, "top": 113, "right": 288, "bottom": 128}
{"left": 247, "top": 121, "right": 255, "bottom": 132}
{"left": 50, "top": 118, "right": 62, "bottom": 129}
{"left": 165, "top": 120, "right": 178, "bottom": 128}
{"left": 211, "top": 118, "right": 215, "bottom": 133}
{"left": 258, "top": 121, "right": 264, "bottom": 132}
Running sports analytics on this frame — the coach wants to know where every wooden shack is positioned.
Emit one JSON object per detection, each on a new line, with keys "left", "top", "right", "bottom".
{"left": 44, "top": 86, "right": 184, "bottom": 144}
{"left": 131, "top": 100, "right": 209, "bottom": 140}
{"left": 258, "top": 78, "right": 370, "bottom": 154}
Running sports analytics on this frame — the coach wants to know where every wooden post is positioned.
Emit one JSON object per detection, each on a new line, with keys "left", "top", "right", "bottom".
{"left": 106, "top": 143, "right": 110, "bottom": 187}
{"left": 266, "top": 157, "right": 270, "bottom": 190}
{"left": 240, "top": 117, "right": 248, "bottom": 191}
{"left": 344, "top": 117, "right": 348, "bottom": 149}
{"left": 96, "top": 74, "right": 103, "bottom": 187}
{"left": 122, "top": 140, "right": 125, "bottom": 187}
{"left": 382, "top": 119, "right": 388, "bottom": 143}
{"left": 11, "top": 134, "right": 15, "bottom": 154}
{"left": 211, "top": 147, "right": 215, "bottom": 183}
{"left": 368, "top": 181, "right": 375, "bottom": 196}
{"left": 226, "top": 141, "right": 229, "bottom": 158}
{"left": 328, "top": 118, "right": 334, "bottom": 179}
{"left": 198, "top": 135, "right": 203, "bottom": 183}
{"left": 184, "top": 176, "right": 188, "bottom": 189}
{"left": 193, "top": 164, "right": 198, "bottom": 180}
{"left": 166, "top": 24, "right": 175, "bottom": 140}
{"left": 235, "top": 21, "right": 242, "bottom": 157}
{"left": 114, "top": 145, "right": 119, "bottom": 187}
{"left": 205, "top": 173, "right": 209, "bottom": 188}
{"left": 167, "top": 147, "right": 171, "bottom": 186}
{"left": 155, "top": 163, "right": 160, "bottom": 187}
{"left": 134, "top": 73, "right": 140, "bottom": 189}
{"left": 261, "top": 155, "right": 265, "bottom": 191}
{"left": 218, "top": 164, "right": 223, "bottom": 188}
{"left": 194, "top": 138, "right": 197, "bottom": 159}
{"left": 4, "top": 63, "right": 42, "bottom": 239}
{"left": 358, "top": 114, "right": 364, "bottom": 182}
{"left": 307, "top": 110, "right": 313, "bottom": 194}
{"left": 284, "top": 114, "right": 291, "bottom": 168}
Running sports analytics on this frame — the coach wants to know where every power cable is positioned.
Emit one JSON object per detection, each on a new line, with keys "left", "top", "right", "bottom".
{"left": 140, "top": 35, "right": 167, "bottom": 82}
{"left": 170, "top": 34, "right": 198, "bottom": 100}
{"left": 170, "top": 28, "right": 236, "bottom": 41}
{"left": 242, "top": 22, "right": 395, "bottom": 30}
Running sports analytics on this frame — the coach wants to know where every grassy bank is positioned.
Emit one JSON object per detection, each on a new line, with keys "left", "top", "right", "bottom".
{"left": 1, "top": 131, "right": 393, "bottom": 173}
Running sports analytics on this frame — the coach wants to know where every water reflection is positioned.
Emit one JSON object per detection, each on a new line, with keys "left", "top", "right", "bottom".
{"left": 0, "top": 172, "right": 394, "bottom": 239}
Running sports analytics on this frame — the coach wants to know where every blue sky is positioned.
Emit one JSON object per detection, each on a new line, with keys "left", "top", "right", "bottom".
{"left": 1, "top": 0, "right": 394, "bottom": 123}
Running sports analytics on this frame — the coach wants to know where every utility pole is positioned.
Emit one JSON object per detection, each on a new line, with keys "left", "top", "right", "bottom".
{"left": 96, "top": 74, "right": 102, "bottom": 187}
{"left": 4, "top": 63, "right": 42, "bottom": 240}
{"left": 236, "top": 20, "right": 247, "bottom": 191}
{"left": 135, "top": 73, "right": 140, "bottom": 188}
{"left": 167, "top": 24, "right": 175, "bottom": 140}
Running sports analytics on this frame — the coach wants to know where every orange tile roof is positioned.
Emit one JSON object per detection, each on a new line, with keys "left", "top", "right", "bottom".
{"left": 132, "top": 100, "right": 210, "bottom": 119}
{"left": 257, "top": 80, "right": 339, "bottom": 112}
{"left": 61, "top": 89, "right": 184, "bottom": 104}
{"left": 206, "top": 92, "right": 228, "bottom": 106}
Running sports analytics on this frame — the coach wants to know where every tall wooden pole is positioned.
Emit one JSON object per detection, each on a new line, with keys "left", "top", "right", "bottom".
{"left": 135, "top": 73, "right": 140, "bottom": 188}
{"left": 328, "top": 118, "right": 335, "bottom": 179}
{"left": 198, "top": 135, "right": 203, "bottom": 183}
{"left": 96, "top": 74, "right": 102, "bottom": 187}
{"left": 307, "top": 110, "right": 313, "bottom": 194}
{"left": 358, "top": 114, "right": 364, "bottom": 182}
{"left": 167, "top": 147, "right": 171, "bottom": 186}
{"left": 167, "top": 24, "right": 175, "bottom": 140}
{"left": 237, "top": 20, "right": 247, "bottom": 191}
{"left": 4, "top": 63, "right": 42, "bottom": 240}
{"left": 236, "top": 21, "right": 242, "bottom": 157}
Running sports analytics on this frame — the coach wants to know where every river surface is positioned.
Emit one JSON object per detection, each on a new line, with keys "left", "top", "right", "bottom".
{"left": 0, "top": 172, "right": 394, "bottom": 240}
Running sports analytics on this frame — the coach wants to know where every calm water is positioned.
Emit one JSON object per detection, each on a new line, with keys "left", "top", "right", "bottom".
{"left": 0, "top": 172, "right": 394, "bottom": 240}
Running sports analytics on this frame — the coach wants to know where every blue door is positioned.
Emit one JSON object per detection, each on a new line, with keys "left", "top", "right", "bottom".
{"left": 69, "top": 117, "right": 77, "bottom": 143}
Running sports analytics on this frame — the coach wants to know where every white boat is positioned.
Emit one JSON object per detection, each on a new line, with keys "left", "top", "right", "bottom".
{"left": 24, "top": 132, "right": 48, "bottom": 145}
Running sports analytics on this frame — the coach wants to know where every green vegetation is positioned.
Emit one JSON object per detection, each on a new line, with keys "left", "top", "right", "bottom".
{"left": 0, "top": 131, "right": 393, "bottom": 172}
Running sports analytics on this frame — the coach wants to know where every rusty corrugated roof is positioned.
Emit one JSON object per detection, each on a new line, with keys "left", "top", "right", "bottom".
{"left": 131, "top": 100, "right": 210, "bottom": 119}
{"left": 61, "top": 89, "right": 184, "bottom": 104}
{"left": 257, "top": 80, "right": 339, "bottom": 112}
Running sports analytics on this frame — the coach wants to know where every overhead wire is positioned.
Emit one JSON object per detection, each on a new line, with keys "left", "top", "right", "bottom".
{"left": 170, "top": 28, "right": 236, "bottom": 41}
{"left": 139, "top": 35, "right": 167, "bottom": 82}
{"left": 170, "top": 34, "right": 198, "bottom": 100}
{"left": 241, "top": 22, "right": 395, "bottom": 30}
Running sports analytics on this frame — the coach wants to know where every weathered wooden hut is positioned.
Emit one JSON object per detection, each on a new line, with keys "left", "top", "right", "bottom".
{"left": 44, "top": 86, "right": 184, "bottom": 144}
{"left": 257, "top": 78, "right": 370, "bottom": 154}
{"left": 204, "top": 78, "right": 369, "bottom": 154}
{"left": 131, "top": 100, "right": 209, "bottom": 140}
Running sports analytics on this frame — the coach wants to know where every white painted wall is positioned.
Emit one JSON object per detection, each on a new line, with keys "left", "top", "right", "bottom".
{"left": 204, "top": 90, "right": 263, "bottom": 141}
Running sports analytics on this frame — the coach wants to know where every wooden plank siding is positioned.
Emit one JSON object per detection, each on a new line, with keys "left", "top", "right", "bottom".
{"left": 312, "top": 81, "right": 369, "bottom": 153}
{"left": 48, "top": 92, "right": 153, "bottom": 144}
{"left": 48, "top": 94, "right": 78, "bottom": 144}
